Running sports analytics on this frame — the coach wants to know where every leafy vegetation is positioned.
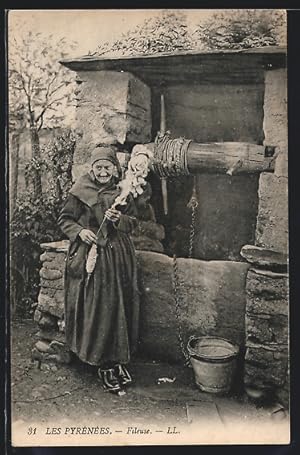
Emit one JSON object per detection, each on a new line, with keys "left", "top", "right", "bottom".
{"left": 94, "top": 11, "right": 194, "bottom": 57}
{"left": 92, "top": 9, "right": 286, "bottom": 58}
{"left": 196, "top": 10, "right": 286, "bottom": 50}
{"left": 10, "top": 131, "right": 76, "bottom": 317}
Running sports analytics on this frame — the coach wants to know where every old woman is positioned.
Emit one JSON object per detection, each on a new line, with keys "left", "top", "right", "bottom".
{"left": 58, "top": 145, "right": 140, "bottom": 393}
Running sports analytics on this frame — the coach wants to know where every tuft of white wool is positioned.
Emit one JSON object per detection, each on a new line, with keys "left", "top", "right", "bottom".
{"left": 86, "top": 243, "right": 98, "bottom": 275}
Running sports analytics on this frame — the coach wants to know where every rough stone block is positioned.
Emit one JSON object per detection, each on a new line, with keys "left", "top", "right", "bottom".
{"left": 40, "top": 241, "right": 69, "bottom": 253}
{"left": 73, "top": 71, "right": 151, "bottom": 172}
{"left": 263, "top": 69, "right": 287, "bottom": 172}
{"left": 246, "top": 268, "right": 288, "bottom": 301}
{"left": 38, "top": 287, "right": 57, "bottom": 299}
{"left": 131, "top": 236, "right": 164, "bottom": 253}
{"left": 263, "top": 69, "right": 287, "bottom": 179}
{"left": 275, "top": 150, "right": 288, "bottom": 178}
{"left": 35, "top": 340, "right": 55, "bottom": 354}
{"left": 49, "top": 341, "right": 71, "bottom": 363}
{"left": 255, "top": 173, "right": 288, "bottom": 253}
{"left": 38, "top": 292, "right": 64, "bottom": 318}
{"left": 132, "top": 220, "right": 165, "bottom": 241}
{"left": 40, "top": 277, "right": 64, "bottom": 290}
{"left": 40, "top": 252, "right": 57, "bottom": 262}
{"left": 240, "top": 244, "right": 287, "bottom": 272}
{"left": 40, "top": 251, "right": 67, "bottom": 264}
{"left": 35, "top": 329, "right": 65, "bottom": 344}
{"left": 37, "top": 313, "right": 58, "bottom": 330}
{"left": 137, "top": 251, "right": 249, "bottom": 362}
{"left": 32, "top": 341, "right": 71, "bottom": 365}
{"left": 246, "top": 313, "right": 288, "bottom": 345}
{"left": 244, "top": 345, "right": 288, "bottom": 388}
{"left": 246, "top": 296, "right": 288, "bottom": 317}
{"left": 39, "top": 268, "right": 63, "bottom": 280}
{"left": 42, "top": 260, "right": 65, "bottom": 272}
{"left": 33, "top": 308, "right": 42, "bottom": 323}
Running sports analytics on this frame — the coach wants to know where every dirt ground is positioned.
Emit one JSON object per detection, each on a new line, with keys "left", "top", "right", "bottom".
{"left": 10, "top": 319, "right": 289, "bottom": 444}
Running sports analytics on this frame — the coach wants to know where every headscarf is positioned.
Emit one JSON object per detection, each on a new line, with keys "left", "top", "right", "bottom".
{"left": 90, "top": 145, "right": 122, "bottom": 177}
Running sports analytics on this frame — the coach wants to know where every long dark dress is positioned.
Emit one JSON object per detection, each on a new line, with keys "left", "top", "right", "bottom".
{"left": 58, "top": 173, "right": 140, "bottom": 366}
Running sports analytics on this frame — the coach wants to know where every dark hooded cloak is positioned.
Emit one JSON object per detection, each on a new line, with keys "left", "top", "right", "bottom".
{"left": 58, "top": 171, "right": 140, "bottom": 366}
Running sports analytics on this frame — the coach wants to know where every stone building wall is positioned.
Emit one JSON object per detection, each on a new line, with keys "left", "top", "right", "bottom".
{"left": 243, "top": 69, "right": 289, "bottom": 407}
{"left": 72, "top": 71, "right": 151, "bottom": 180}
{"left": 256, "top": 68, "right": 288, "bottom": 252}
{"left": 244, "top": 268, "right": 288, "bottom": 395}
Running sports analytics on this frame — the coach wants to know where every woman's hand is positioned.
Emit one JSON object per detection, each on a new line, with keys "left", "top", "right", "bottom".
{"left": 105, "top": 208, "right": 121, "bottom": 223}
{"left": 79, "top": 229, "right": 97, "bottom": 245}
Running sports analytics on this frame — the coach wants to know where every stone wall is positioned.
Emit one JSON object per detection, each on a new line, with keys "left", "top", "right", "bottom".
{"left": 243, "top": 69, "right": 289, "bottom": 408}
{"left": 138, "top": 252, "right": 249, "bottom": 362}
{"left": 244, "top": 266, "right": 289, "bottom": 407}
{"left": 256, "top": 69, "right": 288, "bottom": 252}
{"left": 33, "top": 243, "right": 249, "bottom": 365}
{"left": 32, "top": 241, "right": 70, "bottom": 365}
{"left": 73, "top": 70, "right": 152, "bottom": 180}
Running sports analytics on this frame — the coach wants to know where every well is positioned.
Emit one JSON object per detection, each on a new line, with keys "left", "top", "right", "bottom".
{"left": 32, "top": 47, "right": 289, "bottom": 407}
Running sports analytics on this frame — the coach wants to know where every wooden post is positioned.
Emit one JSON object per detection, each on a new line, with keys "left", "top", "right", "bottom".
{"left": 160, "top": 94, "right": 168, "bottom": 215}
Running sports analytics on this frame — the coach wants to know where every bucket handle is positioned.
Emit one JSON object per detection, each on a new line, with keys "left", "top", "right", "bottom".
{"left": 187, "top": 335, "right": 198, "bottom": 356}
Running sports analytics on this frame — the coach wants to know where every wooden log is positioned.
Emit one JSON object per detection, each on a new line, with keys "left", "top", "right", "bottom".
{"left": 141, "top": 141, "right": 276, "bottom": 175}
{"left": 187, "top": 142, "right": 276, "bottom": 174}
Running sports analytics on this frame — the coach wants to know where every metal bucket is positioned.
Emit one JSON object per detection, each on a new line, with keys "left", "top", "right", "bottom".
{"left": 187, "top": 336, "right": 239, "bottom": 394}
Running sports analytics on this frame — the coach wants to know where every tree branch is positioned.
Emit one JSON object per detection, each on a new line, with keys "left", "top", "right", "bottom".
{"left": 48, "top": 82, "right": 66, "bottom": 98}
{"left": 19, "top": 74, "right": 29, "bottom": 98}
{"left": 27, "top": 75, "right": 32, "bottom": 96}
{"left": 35, "top": 95, "right": 66, "bottom": 124}
{"left": 47, "top": 73, "right": 58, "bottom": 94}
{"left": 37, "top": 113, "right": 44, "bottom": 131}
{"left": 19, "top": 75, "right": 35, "bottom": 124}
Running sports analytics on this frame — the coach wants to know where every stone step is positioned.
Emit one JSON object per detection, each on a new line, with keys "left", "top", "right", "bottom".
{"left": 240, "top": 244, "right": 288, "bottom": 272}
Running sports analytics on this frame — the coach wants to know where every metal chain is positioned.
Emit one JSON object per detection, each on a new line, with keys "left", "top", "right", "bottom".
{"left": 188, "top": 177, "right": 199, "bottom": 258}
{"left": 188, "top": 200, "right": 198, "bottom": 258}
{"left": 135, "top": 175, "right": 198, "bottom": 368}
{"left": 171, "top": 177, "right": 199, "bottom": 366}
{"left": 172, "top": 254, "right": 191, "bottom": 366}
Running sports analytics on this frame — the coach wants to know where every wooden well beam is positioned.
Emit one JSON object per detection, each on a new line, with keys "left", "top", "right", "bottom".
{"left": 186, "top": 141, "right": 276, "bottom": 175}
{"left": 142, "top": 141, "right": 276, "bottom": 175}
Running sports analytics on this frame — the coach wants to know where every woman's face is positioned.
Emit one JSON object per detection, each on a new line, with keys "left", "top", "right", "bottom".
{"left": 92, "top": 159, "right": 116, "bottom": 184}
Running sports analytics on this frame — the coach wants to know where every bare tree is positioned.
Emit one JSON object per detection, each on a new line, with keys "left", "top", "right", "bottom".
{"left": 9, "top": 31, "right": 77, "bottom": 197}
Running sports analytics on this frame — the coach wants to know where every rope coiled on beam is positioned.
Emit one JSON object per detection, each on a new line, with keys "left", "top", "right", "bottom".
{"left": 153, "top": 131, "right": 191, "bottom": 177}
